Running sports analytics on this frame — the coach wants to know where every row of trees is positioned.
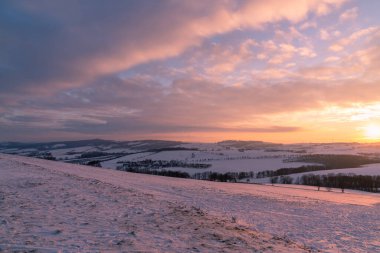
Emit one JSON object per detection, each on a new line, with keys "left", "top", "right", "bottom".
{"left": 192, "top": 165, "right": 330, "bottom": 181}
{"left": 28, "top": 152, "right": 56, "bottom": 160}
{"left": 117, "top": 167, "right": 191, "bottom": 178}
{"left": 270, "top": 175, "right": 293, "bottom": 184}
{"left": 255, "top": 165, "right": 326, "bottom": 178}
{"left": 118, "top": 159, "right": 211, "bottom": 170}
{"left": 114, "top": 164, "right": 379, "bottom": 192}
{"left": 299, "top": 173, "right": 380, "bottom": 192}
{"left": 192, "top": 171, "right": 254, "bottom": 181}
{"left": 86, "top": 160, "right": 102, "bottom": 167}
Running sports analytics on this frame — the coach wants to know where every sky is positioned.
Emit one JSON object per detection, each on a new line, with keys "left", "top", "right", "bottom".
{"left": 1, "top": 0, "right": 380, "bottom": 143}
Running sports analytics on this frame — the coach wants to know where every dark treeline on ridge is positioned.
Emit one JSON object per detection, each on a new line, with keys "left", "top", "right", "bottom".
{"left": 116, "top": 167, "right": 191, "bottom": 178}
{"left": 300, "top": 173, "right": 380, "bottom": 193}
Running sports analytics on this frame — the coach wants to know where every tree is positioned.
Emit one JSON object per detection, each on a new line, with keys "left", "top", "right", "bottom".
{"left": 280, "top": 175, "right": 293, "bottom": 184}
{"left": 270, "top": 176, "right": 279, "bottom": 185}
{"left": 86, "top": 160, "right": 102, "bottom": 167}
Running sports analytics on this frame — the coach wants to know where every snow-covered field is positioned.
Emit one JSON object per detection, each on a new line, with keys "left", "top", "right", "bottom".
{"left": 98, "top": 148, "right": 318, "bottom": 174}
{"left": 102, "top": 154, "right": 316, "bottom": 174}
{"left": 49, "top": 146, "right": 98, "bottom": 160}
{"left": 1, "top": 154, "right": 379, "bottom": 252}
{"left": 100, "top": 151, "right": 155, "bottom": 169}
{"left": 203, "top": 158, "right": 315, "bottom": 173}
{"left": 97, "top": 142, "right": 380, "bottom": 176}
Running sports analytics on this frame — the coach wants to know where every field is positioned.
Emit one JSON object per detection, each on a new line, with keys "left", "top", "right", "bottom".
{"left": 1, "top": 154, "right": 379, "bottom": 252}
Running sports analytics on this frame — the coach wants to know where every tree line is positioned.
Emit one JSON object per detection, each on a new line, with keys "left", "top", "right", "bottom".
{"left": 118, "top": 159, "right": 211, "bottom": 170}
{"left": 192, "top": 171, "right": 254, "bottom": 181}
{"left": 299, "top": 173, "right": 380, "bottom": 192}
{"left": 117, "top": 166, "right": 191, "bottom": 178}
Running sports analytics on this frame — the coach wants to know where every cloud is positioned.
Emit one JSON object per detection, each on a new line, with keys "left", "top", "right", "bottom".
{"left": 2, "top": 73, "right": 311, "bottom": 139}
{"left": 339, "top": 7, "right": 358, "bottom": 22}
{"left": 298, "top": 47, "right": 317, "bottom": 57}
{"left": 324, "top": 56, "right": 340, "bottom": 62}
{"left": 0, "top": 0, "right": 346, "bottom": 95}
{"left": 299, "top": 21, "right": 317, "bottom": 30}
{"left": 268, "top": 44, "right": 296, "bottom": 64}
{"left": 4, "top": 14, "right": 380, "bottom": 141}
{"left": 300, "top": 38, "right": 380, "bottom": 81}
{"left": 252, "top": 68, "right": 294, "bottom": 80}
{"left": 320, "top": 29, "right": 330, "bottom": 40}
{"left": 3, "top": 53, "right": 380, "bottom": 139}
{"left": 8, "top": 0, "right": 380, "bottom": 142}
{"left": 191, "top": 39, "right": 257, "bottom": 75}
{"left": 266, "top": 43, "right": 316, "bottom": 65}
{"left": 329, "top": 26, "right": 379, "bottom": 52}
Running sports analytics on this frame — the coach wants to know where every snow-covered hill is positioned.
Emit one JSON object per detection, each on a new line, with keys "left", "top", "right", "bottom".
{"left": 0, "top": 154, "right": 379, "bottom": 252}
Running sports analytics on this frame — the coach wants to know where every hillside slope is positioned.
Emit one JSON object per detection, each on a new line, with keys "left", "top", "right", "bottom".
{"left": 0, "top": 154, "right": 379, "bottom": 252}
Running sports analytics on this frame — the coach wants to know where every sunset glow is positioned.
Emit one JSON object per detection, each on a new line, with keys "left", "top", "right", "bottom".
{"left": 364, "top": 125, "right": 380, "bottom": 140}
{"left": 1, "top": 0, "right": 379, "bottom": 143}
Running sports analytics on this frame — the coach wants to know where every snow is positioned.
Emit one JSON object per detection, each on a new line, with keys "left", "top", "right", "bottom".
{"left": 158, "top": 158, "right": 318, "bottom": 175}
{"left": 49, "top": 146, "right": 98, "bottom": 159}
{"left": 142, "top": 150, "right": 197, "bottom": 160}
{"left": 52, "top": 143, "right": 66, "bottom": 148}
{"left": 1, "top": 154, "right": 379, "bottom": 252}
{"left": 0, "top": 154, "right": 311, "bottom": 253}
{"left": 266, "top": 184, "right": 379, "bottom": 194}
{"left": 206, "top": 158, "right": 316, "bottom": 173}
{"left": 3, "top": 141, "right": 380, "bottom": 179}
{"left": 101, "top": 150, "right": 317, "bottom": 175}
{"left": 101, "top": 147, "right": 134, "bottom": 153}
{"left": 100, "top": 152, "right": 155, "bottom": 169}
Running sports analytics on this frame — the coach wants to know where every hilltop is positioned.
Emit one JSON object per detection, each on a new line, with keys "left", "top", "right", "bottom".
{"left": 0, "top": 154, "right": 379, "bottom": 252}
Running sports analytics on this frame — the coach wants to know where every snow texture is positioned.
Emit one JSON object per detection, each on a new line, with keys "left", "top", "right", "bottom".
{"left": 0, "top": 154, "right": 379, "bottom": 252}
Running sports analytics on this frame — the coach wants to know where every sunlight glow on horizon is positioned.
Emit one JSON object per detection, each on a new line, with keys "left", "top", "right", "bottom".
{"left": 363, "top": 124, "right": 380, "bottom": 141}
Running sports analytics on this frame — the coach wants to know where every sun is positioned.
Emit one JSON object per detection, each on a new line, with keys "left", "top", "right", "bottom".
{"left": 364, "top": 124, "right": 380, "bottom": 140}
